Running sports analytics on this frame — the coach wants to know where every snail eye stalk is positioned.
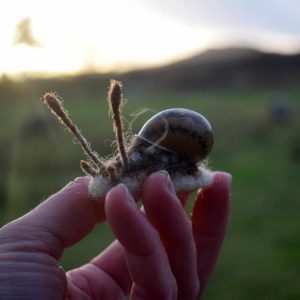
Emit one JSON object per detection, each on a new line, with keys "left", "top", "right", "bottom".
{"left": 43, "top": 92, "right": 107, "bottom": 175}
{"left": 107, "top": 80, "right": 129, "bottom": 171}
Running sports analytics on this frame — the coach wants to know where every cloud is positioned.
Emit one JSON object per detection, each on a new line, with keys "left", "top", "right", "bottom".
{"left": 139, "top": 0, "right": 300, "bottom": 35}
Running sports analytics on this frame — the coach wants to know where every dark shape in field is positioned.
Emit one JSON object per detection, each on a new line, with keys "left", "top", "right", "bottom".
{"left": 290, "top": 136, "right": 300, "bottom": 161}
{"left": 267, "top": 94, "right": 294, "bottom": 125}
{"left": 21, "top": 114, "right": 56, "bottom": 138}
{"left": 0, "top": 183, "right": 7, "bottom": 210}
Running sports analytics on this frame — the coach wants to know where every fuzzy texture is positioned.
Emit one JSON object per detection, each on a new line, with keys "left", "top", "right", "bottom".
{"left": 108, "top": 80, "right": 129, "bottom": 170}
{"left": 43, "top": 93, "right": 106, "bottom": 173}
{"left": 88, "top": 166, "right": 213, "bottom": 198}
{"left": 172, "top": 168, "right": 213, "bottom": 192}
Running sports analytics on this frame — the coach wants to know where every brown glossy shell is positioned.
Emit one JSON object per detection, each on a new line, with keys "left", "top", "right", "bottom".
{"left": 132, "top": 108, "right": 214, "bottom": 163}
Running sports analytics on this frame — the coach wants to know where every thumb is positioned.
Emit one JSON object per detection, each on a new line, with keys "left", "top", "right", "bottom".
{"left": 0, "top": 177, "right": 105, "bottom": 260}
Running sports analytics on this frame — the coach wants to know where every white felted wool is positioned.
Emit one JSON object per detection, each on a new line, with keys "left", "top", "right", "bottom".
{"left": 171, "top": 168, "right": 213, "bottom": 192}
{"left": 89, "top": 173, "right": 147, "bottom": 198}
{"left": 197, "top": 168, "right": 214, "bottom": 187}
{"left": 88, "top": 168, "right": 213, "bottom": 198}
{"left": 88, "top": 175, "right": 112, "bottom": 198}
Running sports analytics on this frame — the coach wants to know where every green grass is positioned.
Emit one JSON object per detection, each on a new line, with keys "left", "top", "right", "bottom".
{"left": 0, "top": 82, "right": 300, "bottom": 299}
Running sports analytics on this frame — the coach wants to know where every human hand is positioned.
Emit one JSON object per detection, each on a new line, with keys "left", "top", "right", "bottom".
{"left": 0, "top": 171, "right": 231, "bottom": 300}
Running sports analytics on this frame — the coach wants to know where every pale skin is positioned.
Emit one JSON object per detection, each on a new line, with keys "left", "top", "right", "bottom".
{"left": 0, "top": 171, "right": 231, "bottom": 300}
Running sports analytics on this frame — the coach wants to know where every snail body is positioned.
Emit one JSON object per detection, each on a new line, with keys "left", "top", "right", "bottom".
{"left": 90, "top": 108, "right": 214, "bottom": 197}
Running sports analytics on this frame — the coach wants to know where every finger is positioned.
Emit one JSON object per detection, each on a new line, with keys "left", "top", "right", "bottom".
{"left": 67, "top": 262, "right": 127, "bottom": 300}
{"left": 67, "top": 240, "right": 131, "bottom": 298}
{"left": 177, "top": 191, "right": 190, "bottom": 208}
{"left": 142, "top": 171, "right": 199, "bottom": 300}
{"left": 105, "top": 184, "right": 177, "bottom": 300}
{"left": 0, "top": 177, "right": 105, "bottom": 260}
{"left": 191, "top": 171, "right": 231, "bottom": 297}
{"left": 90, "top": 240, "right": 132, "bottom": 295}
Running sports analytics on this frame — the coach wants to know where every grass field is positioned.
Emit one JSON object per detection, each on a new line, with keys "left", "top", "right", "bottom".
{"left": 0, "top": 79, "right": 299, "bottom": 299}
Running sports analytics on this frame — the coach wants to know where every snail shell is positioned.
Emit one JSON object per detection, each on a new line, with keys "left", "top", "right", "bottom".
{"left": 132, "top": 108, "right": 214, "bottom": 163}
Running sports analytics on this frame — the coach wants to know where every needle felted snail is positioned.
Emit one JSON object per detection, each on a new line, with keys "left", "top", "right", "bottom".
{"left": 43, "top": 80, "right": 214, "bottom": 198}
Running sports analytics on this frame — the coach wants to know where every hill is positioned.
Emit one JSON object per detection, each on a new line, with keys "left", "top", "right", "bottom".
{"left": 1, "top": 47, "right": 300, "bottom": 102}
{"left": 124, "top": 47, "right": 300, "bottom": 91}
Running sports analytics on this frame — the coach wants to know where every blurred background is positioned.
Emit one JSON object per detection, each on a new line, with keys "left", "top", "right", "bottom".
{"left": 1, "top": 0, "right": 300, "bottom": 299}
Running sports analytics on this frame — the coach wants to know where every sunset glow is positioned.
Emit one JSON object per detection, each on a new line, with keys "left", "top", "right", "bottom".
{"left": 1, "top": 0, "right": 300, "bottom": 76}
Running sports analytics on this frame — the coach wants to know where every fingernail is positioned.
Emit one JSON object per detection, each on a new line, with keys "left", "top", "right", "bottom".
{"left": 224, "top": 172, "right": 233, "bottom": 186}
{"left": 107, "top": 183, "right": 125, "bottom": 197}
{"left": 215, "top": 172, "right": 232, "bottom": 187}
{"left": 117, "top": 184, "right": 135, "bottom": 205}
{"left": 158, "top": 170, "right": 176, "bottom": 196}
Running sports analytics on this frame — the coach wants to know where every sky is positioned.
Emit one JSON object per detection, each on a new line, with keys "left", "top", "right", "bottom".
{"left": 0, "top": 0, "right": 300, "bottom": 76}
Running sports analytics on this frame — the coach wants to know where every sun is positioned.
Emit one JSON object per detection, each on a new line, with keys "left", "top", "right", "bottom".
{"left": 0, "top": 0, "right": 218, "bottom": 76}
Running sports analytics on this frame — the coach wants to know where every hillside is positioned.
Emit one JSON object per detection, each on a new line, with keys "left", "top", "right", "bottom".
{"left": 124, "top": 47, "right": 300, "bottom": 91}
{"left": 1, "top": 47, "right": 300, "bottom": 102}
